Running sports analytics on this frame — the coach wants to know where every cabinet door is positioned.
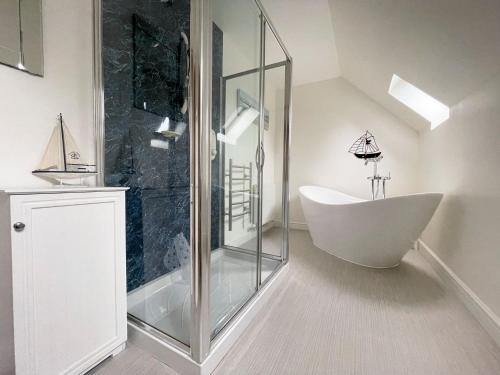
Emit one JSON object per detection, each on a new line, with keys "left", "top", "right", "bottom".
{"left": 10, "top": 192, "right": 126, "bottom": 375}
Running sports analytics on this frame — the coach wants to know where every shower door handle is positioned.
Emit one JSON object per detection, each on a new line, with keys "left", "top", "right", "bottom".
{"left": 260, "top": 143, "right": 265, "bottom": 169}
{"left": 255, "top": 143, "right": 265, "bottom": 171}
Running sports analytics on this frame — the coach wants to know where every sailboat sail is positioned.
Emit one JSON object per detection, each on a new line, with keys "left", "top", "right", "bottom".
{"left": 62, "top": 123, "right": 90, "bottom": 172}
{"left": 37, "top": 125, "right": 64, "bottom": 171}
{"left": 33, "top": 114, "right": 96, "bottom": 181}
{"left": 348, "top": 131, "right": 382, "bottom": 159}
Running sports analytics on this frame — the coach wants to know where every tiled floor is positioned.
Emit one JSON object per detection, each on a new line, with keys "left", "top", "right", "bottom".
{"left": 92, "top": 230, "right": 500, "bottom": 375}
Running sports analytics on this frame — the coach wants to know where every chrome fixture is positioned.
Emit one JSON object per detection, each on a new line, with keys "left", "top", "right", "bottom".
{"left": 225, "top": 159, "right": 254, "bottom": 231}
{"left": 366, "top": 160, "right": 391, "bottom": 200}
{"left": 13, "top": 222, "right": 25, "bottom": 232}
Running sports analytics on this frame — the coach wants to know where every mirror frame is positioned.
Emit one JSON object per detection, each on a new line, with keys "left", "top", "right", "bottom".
{"left": 0, "top": 0, "right": 44, "bottom": 76}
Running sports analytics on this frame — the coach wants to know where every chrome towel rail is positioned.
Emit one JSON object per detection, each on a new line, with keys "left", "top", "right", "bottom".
{"left": 225, "top": 158, "right": 253, "bottom": 231}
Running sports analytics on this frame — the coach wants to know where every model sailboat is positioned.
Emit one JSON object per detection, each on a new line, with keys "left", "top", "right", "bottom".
{"left": 32, "top": 114, "right": 97, "bottom": 182}
{"left": 348, "top": 130, "right": 382, "bottom": 160}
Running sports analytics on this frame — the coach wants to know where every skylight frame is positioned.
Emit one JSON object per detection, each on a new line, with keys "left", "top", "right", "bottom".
{"left": 388, "top": 74, "right": 450, "bottom": 130}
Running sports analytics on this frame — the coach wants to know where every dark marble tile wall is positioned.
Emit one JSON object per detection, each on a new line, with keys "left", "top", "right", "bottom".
{"left": 103, "top": 0, "right": 223, "bottom": 292}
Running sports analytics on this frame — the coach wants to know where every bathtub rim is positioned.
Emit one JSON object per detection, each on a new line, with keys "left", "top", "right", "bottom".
{"left": 299, "top": 185, "right": 443, "bottom": 206}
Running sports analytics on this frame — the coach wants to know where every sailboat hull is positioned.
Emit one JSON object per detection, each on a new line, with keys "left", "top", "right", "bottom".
{"left": 354, "top": 151, "right": 381, "bottom": 159}
{"left": 32, "top": 171, "right": 97, "bottom": 180}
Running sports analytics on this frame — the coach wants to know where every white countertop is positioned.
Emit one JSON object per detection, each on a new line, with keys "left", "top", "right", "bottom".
{"left": 0, "top": 186, "right": 129, "bottom": 195}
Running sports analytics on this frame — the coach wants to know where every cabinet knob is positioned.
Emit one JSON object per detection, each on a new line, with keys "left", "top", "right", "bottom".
{"left": 13, "top": 222, "right": 25, "bottom": 232}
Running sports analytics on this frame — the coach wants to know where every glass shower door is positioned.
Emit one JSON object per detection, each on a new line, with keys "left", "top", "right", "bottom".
{"left": 100, "top": 0, "right": 290, "bottom": 364}
{"left": 210, "top": 0, "right": 263, "bottom": 336}
{"left": 259, "top": 22, "right": 290, "bottom": 285}
{"left": 103, "top": 0, "right": 193, "bottom": 347}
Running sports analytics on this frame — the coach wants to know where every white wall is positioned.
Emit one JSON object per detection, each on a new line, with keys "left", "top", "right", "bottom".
{"left": 0, "top": 0, "right": 95, "bottom": 189}
{"left": 290, "top": 77, "right": 420, "bottom": 225}
{"left": 419, "top": 73, "right": 500, "bottom": 318}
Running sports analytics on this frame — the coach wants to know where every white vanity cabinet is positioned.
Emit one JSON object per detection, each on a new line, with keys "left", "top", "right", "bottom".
{"left": 0, "top": 188, "right": 128, "bottom": 375}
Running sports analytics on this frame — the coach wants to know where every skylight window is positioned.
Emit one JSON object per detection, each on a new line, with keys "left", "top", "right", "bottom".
{"left": 388, "top": 74, "right": 449, "bottom": 130}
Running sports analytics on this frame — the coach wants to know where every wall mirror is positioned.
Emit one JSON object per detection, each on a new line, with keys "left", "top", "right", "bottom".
{"left": 0, "top": 0, "right": 43, "bottom": 76}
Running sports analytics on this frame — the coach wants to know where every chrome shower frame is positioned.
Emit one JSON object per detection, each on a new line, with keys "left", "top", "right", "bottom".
{"left": 92, "top": 0, "right": 293, "bottom": 369}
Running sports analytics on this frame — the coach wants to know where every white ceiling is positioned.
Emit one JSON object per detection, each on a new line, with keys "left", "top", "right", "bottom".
{"left": 261, "top": 0, "right": 341, "bottom": 86}
{"left": 263, "top": 0, "right": 500, "bottom": 131}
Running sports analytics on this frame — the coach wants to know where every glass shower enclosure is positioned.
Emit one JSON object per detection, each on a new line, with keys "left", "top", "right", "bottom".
{"left": 94, "top": 0, "right": 291, "bottom": 368}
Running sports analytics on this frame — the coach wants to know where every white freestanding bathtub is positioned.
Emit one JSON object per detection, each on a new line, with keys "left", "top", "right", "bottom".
{"left": 299, "top": 186, "right": 443, "bottom": 268}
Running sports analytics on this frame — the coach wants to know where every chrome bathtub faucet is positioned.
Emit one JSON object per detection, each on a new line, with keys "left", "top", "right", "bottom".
{"left": 366, "top": 161, "right": 391, "bottom": 200}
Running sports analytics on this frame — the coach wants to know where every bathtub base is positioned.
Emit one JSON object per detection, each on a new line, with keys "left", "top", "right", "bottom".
{"left": 313, "top": 241, "right": 401, "bottom": 269}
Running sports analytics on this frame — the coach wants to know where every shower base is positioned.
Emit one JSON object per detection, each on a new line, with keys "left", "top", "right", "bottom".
{"left": 127, "top": 247, "right": 287, "bottom": 375}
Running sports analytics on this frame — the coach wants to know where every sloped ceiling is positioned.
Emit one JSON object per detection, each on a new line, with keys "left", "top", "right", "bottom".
{"left": 328, "top": 0, "right": 500, "bottom": 130}
{"left": 263, "top": 0, "right": 500, "bottom": 131}
{"left": 261, "top": 0, "right": 341, "bottom": 86}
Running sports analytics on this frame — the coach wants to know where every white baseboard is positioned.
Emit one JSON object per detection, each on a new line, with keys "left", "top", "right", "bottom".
{"left": 289, "top": 221, "right": 308, "bottom": 231}
{"left": 417, "top": 239, "right": 500, "bottom": 348}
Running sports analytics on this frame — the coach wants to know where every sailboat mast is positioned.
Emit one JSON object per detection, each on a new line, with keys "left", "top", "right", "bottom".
{"left": 59, "top": 113, "right": 68, "bottom": 172}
